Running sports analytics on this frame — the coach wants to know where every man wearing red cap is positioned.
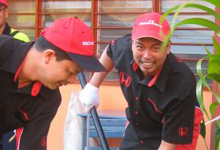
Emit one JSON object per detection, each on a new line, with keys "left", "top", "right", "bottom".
{"left": 79, "top": 12, "right": 203, "bottom": 150}
{"left": 0, "top": 17, "right": 105, "bottom": 150}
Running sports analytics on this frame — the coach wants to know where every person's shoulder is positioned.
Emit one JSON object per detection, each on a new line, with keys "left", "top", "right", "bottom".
{"left": 115, "top": 33, "right": 131, "bottom": 44}
{"left": 0, "top": 34, "right": 20, "bottom": 46}
{"left": 0, "top": 35, "right": 23, "bottom": 66}
{"left": 168, "top": 53, "right": 193, "bottom": 74}
{"left": 167, "top": 53, "right": 196, "bottom": 95}
{"left": 11, "top": 28, "right": 30, "bottom": 42}
{"left": 107, "top": 34, "right": 132, "bottom": 65}
{"left": 111, "top": 33, "right": 132, "bottom": 50}
{"left": 13, "top": 32, "right": 30, "bottom": 42}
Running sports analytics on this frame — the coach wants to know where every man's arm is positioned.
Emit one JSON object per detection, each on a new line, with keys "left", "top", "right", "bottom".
{"left": 90, "top": 46, "right": 114, "bottom": 87}
{"left": 158, "top": 140, "right": 176, "bottom": 150}
{"left": 79, "top": 45, "right": 114, "bottom": 111}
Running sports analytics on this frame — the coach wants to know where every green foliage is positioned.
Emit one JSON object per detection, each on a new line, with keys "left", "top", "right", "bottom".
{"left": 162, "top": 0, "right": 220, "bottom": 149}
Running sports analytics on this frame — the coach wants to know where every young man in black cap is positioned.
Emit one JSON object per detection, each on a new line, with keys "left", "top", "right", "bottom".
{"left": 0, "top": 17, "right": 105, "bottom": 150}
{"left": 79, "top": 12, "right": 203, "bottom": 150}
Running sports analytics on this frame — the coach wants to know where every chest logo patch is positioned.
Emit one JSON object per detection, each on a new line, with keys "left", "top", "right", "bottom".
{"left": 119, "top": 71, "right": 131, "bottom": 87}
{"left": 179, "top": 127, "right": 188, "bottom": 137}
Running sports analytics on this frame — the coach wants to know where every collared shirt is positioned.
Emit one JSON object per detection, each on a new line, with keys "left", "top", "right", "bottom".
{"left": 106, "top": 34, "right": 200, "bottom": 149}
{"left": 0, "top": 35, "right": 61, "bottom": 150}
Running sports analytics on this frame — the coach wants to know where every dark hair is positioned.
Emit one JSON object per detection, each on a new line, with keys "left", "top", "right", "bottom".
{"left": 34, "top": 36, "right": 71, "bottom": 61}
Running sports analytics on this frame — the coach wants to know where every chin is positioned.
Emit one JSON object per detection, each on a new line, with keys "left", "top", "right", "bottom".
{"left": 48, "top": 85, "right": 59, "bottom": 90}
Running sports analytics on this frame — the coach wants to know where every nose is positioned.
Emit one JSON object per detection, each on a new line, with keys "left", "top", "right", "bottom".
{"left": 67, "top": 74, "right": 76, "bottom": 84}
{"left": 142, "top": 49, "right": 151, "bottom": 58}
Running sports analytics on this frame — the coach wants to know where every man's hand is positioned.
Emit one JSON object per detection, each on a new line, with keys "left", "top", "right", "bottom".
{"left": 79, "top": 83, "right": 100, "bottom": 112}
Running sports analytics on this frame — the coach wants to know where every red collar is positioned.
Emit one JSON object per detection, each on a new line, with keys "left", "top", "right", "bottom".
{"left": 132, "top": 61, "right": 162, "bottom": 87}
{"left": 14, "top": 59, "right": 42, "bottom": 97}
{"left": 147, "top": 68, "right": 162, "bottom": 87}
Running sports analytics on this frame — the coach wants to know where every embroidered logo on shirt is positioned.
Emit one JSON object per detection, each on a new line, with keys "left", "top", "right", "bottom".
{"left": 119, "top": 71, "right": 131, "bottom": 87}
{"left": 179, "top": 127, "right": 188, "bottom": 137}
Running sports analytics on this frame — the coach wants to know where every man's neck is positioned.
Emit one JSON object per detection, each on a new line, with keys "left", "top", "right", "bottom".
{"left": 18, "top": 78, "right": 32, "bottom": 88}
{"left": 17, "top": 46, "right": 39, "bottom": 88}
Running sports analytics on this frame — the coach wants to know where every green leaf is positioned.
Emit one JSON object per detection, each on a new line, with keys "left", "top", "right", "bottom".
{"left": 215, "top": 122, "right": 220, "bottom": 150}
{"left": 196, "top": 78, "right": 210, "bottom": 119}
{"left": 170, "top": 1, "right": 193, "bottom": 29}
{"left": 160, "top": 32, "right": 172, "bottom": 52}
{"left": 208, "top": 55, "right": 220, "bottom": 79}
{"left": 174, "top": 18, "right": 220, "bottom": 34}
{"left": 200, "top": 118, "right": 206, "bottom": 139}
{"left": 210, "top": 102, "right": 219, "bottom": 116}
{"left": 207, "top": 73, "right": 220, "bottom": 84}
{"left": 204, "top": 46, "right": 212, "bottom": 57}
{"left": 161, "top": 5, "right": 180, "bottom": 21}
{"left": 182, "top": 3, "right": 220, "bottom": 22}
{"left": 201, "top": 0, "right": 220, "bottom": 10}
{"left": 197, "top": 57, "right": 211, "bottom": 90}
{"left": 213, "top": 37, "right": 220, "bottom": 56}
{"left": 161, "top": 2, "right": 220, "bottom": 27}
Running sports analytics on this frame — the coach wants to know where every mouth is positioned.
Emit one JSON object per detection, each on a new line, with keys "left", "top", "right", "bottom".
{"left": 58, "top": 82, "right": 62, "bottom": 87}
{"left": 140, "top": 61, "right": 154, "bottom": 69}
{"left": 58, "top": 81, "right": 68, "bottom": 87}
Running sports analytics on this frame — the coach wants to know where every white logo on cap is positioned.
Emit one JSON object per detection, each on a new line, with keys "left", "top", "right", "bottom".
{"left": 139, "top": 20, "right": 162, "bottom": 28}
{"left": 82, "top": 41, "right": 94, "bottom": 46}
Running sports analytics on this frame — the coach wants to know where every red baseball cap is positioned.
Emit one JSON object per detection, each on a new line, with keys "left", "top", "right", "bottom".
{"left": 132, "top": 12, "right": 170, "bottom": 41}
{"left": 41, "top": 17, "right": 106, "bottom": 72}
{"left": 0, "top": 0, "right": 8, "bottom": 7}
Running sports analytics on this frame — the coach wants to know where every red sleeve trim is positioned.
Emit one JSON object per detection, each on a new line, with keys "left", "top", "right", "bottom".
{"left": 16, "top": 127, "right": 24, "bottom": 150}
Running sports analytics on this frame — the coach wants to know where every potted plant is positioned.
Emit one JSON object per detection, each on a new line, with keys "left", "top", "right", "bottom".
{"left": 161, "top": 0, "right": 220, "bottom": 149}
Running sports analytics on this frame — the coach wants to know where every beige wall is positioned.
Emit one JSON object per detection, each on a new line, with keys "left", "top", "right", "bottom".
{"left": 47, "top": 84, "right": 212, "bottom": 150}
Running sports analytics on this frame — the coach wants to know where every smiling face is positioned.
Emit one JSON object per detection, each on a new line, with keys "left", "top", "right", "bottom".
{"left": 132, "top": 37, "right": 170, "bottom": 78}
{"left": 38, "top": 50, "right": 83, "bottom": 90}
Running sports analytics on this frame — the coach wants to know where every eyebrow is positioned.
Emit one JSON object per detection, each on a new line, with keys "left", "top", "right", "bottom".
{"left": 135, "top": 40, "right": 162, "bottom": 47}
{"left": 152, "top": 43, "right": 162, "bottom": 46}
{"left": 134, "top": 41, "right": 143, "bottom": 45}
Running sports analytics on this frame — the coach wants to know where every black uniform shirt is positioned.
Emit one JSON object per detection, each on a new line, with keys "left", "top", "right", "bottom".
{"left": 0, "top": 35, "right": 61, "bottom": 150}
{"left": 106, "top": 34, "right": 200, "bottom": 149}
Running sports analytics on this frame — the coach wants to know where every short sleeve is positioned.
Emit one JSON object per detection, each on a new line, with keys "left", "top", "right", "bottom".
{"left": 106, "top": 34, "right": 133, "bottom": 69}
{"left": 162, "top": 80, "right": 196, "bottom": 144}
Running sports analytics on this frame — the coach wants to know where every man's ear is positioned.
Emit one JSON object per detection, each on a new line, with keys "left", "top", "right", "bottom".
{"left": 5, "top": 7, "right": 9, "bottom": 18}
{"left": 166, "top": 42, "right": 171, "bottom": 54}
{"left": 44, "top": 49, "right": 56, "bottom": 64}
{"left": 131, "top": 40, "right": 135, "bottom": 52}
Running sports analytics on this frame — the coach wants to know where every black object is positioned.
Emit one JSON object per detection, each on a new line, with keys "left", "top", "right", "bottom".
{"left": 78, "top": 72, "right": 110, "bottom": 150}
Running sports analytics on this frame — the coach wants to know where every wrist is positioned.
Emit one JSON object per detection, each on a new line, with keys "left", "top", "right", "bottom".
{"left": 86, "top": 83, "right": 99, "bottom": 92}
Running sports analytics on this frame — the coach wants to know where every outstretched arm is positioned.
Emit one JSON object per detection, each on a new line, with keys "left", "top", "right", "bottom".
{"left": 90, "top": 46, "right": 114, "bottom": 87}
{"left": 79, "top": 46, "right": 114, "bottom": 111}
